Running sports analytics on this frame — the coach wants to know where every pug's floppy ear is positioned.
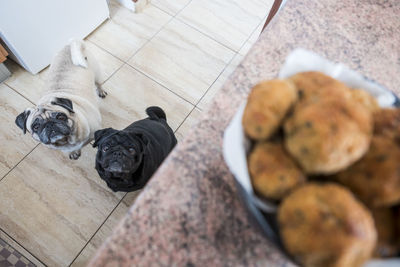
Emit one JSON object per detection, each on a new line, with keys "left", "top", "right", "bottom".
{"left": 93, "top": 128, "right": 118, "bottom": 148}
{"left": 15, "top": 109, "right": 31, "bottom": 134}
{"left": 51, "top": 97, "right": 74, "bottom": 114}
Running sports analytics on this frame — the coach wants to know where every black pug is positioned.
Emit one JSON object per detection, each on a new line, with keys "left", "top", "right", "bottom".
{"left": 93, "top": 106, "right": 177, "bottom": 192}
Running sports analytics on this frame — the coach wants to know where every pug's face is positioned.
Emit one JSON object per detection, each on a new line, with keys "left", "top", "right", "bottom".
{"left": 16, "top": 97, "right": 75, "bottom": 147}
{"left": 93, "top": 128, "right": 144, "bottom": 177}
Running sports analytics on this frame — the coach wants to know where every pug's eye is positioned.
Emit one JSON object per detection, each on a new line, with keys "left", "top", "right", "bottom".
{"left": 102, "top": 146, "right": 109, "bottom": 152}
{"left": 56, "top": 114, "right": 67, "bottom": 121}
{"left": 32, "top": 124, "right": 40, "bottom": 132}
{"left": 129, "top": 148, "right": 135, "bottom": 154}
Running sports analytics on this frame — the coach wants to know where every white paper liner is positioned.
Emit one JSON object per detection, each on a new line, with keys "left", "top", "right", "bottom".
{"left": 222, "top": 48, "right": 400, "bottom": 265}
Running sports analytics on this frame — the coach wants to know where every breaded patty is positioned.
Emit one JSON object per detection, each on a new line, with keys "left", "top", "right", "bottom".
{"left": 284, "top": 98, "right": 372, "bottom": 174}
{"left": 248, "top": 142, "right": 306, "bottom": 200}
{"left": 336, "top": 136, "right": 400, "bottom": 207}
{"left": 289, "top": 71, "right": 351, "bottom": 107}
{"left": 373, "top": 108, "right": 400, "bottom": 139}
{"left": 242, "top": 80, "right": 297, "bottom": 140}
{"left": 278, "top": 183, "right": 376, "bottom": 267}
{"left": 351, "top": 89, "right": 379, "bottom": 113}
{"left": 371, "top": 208, "right": 399, "bottom": 257}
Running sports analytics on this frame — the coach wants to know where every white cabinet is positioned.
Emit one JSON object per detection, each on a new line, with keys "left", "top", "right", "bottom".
{"left": 0, "top": 0, "right": 109, "bottom": 74}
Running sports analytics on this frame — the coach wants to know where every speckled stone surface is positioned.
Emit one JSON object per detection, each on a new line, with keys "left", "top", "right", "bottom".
{"left": 89, "top": 0, "right": 400, "bottom": 266}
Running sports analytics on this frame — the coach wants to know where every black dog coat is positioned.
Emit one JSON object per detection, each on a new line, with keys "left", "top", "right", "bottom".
{"left": 93, "top": 106, "right": 177, "bottom": 192}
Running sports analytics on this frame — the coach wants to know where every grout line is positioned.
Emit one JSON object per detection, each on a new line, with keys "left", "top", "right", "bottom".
{"left": 86, "top": 40, "right": 147, "bottom": 87}
{"left": 119, "top": 1, "right": 200, "bottom": 107}
{"left": 91, "top": 2, "right": 180, "bottom": 87}
{"left": 100, "top": 62, "right": 127, "bottom": 87}
{"left": 86, "top": 2, "right": 176, "bottom": 66}
{"left": 171, "top": 0, "right": 239, "bottom": 53}
{"left": 175, "top": 17, "right": 238, "bottom": 54}
{"left": 0, "top": 227, "right": 47, "bottom": 267}
{"left": 86, "top": 39, "right": 127, "bottom": 64}
{"left": 193, "top": 14, "right": 267, "bottom": 110}
{"left": 192, "top": 51, "right": 238, "bottom": 110}
{"left": 150, "top": 0, "right": 191, "bottom": 17}
{"left": 0, "top": 144, "right": 40, "bottom": 183}
{"left": 4, "top": 83, "right": 36, "bottom": 106}
{"left": 68, "top": 193, "right": 127, "bottom": 267}
{"left": 173, "top": 105, "right": 197, "bottom": 134}
{"left": 124, "top": 0, "right": 194, "bottom": 64}
{"left": 124, "top": 9, "right": 175, "bottom": 63}
{"left": 124, "top": 63, "right": 195, "bottom": 107}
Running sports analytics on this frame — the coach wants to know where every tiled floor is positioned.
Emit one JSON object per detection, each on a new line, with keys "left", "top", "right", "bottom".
{"left": 0, "top": 0, "right": 272, "bottom": 266}
{"left": 0, "top": 237, "right": 35, "bottom": 267}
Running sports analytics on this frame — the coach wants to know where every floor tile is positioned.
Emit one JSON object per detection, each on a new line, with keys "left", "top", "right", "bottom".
{"left": 152, "top": 0, "right": 191, "bottom": 16}
{"left": 249, "top": 18, "right": 265, "bottom": 43}
{"left": 198, "top": 54, "right": 244, "bottom": 110}
{"left": 129, "top": 19, "right": 235, "bottom": 105}
{"left": 0, "top": 84, "right": 38, "bottom": 179}
{"left": 123, "top": 189, "right": 142, "bottom": 206}
{"left": 175, "top": 108, "right": 203, "bottom": 142}
{"left": 0, "top": 145, "right": 123, "bottom": 266}
{"left": 239, "top": 20, "right": 265, "bottom": 56}
{"left": 239, "top": 39, "right": 256, "bottom": 58}
{"left": 0, "top": 231, "right": 43, "bottom": 267}
{"left": 70, "top": 201, "right": 130, "bottom": 267}
{"left": 85, "top": 41, "right": 124, "bottom": 84}
{"left": 87, "top": 0, "right": 172, "bottom": 61}
{"left": 177, "top": 0, "right": 272, "bottom": 52}
{"left": 101, "top": 64, "right": 194, "bottom": 131}
{"left": 4, "top": 60, "right": 48, "bottom": 104}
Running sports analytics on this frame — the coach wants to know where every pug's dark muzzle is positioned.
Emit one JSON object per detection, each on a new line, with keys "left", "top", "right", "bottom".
{"left": 100, "top": 159, "right": 143, "bottom": 192}
{"left": 39, "top": 121, "right": 71, "bottom": 145}
{"left": 103, "top": 149, "right": 139, "bottom": 174}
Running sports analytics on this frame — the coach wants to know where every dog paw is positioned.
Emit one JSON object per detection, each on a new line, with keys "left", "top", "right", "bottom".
{"left": 69, "top": 150, "right": 81, "bottom": 160}
{"left": 98, "top": 90, "right": 108, "bottom": 98}
{"left": 96, "top": 87, "right": 108, "bottom": 99}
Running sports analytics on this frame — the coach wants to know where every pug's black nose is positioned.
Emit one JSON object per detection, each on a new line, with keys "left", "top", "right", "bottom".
{"left": 113, "top": 151, "right": 122, "bottom": 157}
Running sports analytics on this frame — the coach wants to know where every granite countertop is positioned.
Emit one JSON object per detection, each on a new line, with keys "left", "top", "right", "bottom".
{"left": 89, "top": 0, "right": 400, "bottom": 266}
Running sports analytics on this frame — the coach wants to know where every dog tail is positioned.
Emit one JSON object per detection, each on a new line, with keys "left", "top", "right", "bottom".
{"left": 70, "top": 39, "right": 88, "bottom": 68}
{"left": 146, "top": 106, "right": 167, "bottom": 121}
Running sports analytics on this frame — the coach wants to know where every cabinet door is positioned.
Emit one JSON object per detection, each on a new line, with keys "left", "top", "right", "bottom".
{"left": 0, "top": 0, "right": 109, "bottom": 74}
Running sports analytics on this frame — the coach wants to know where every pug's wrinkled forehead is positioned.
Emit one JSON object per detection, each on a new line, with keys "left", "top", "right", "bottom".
{"left": 16, "top": 97, "right": 75, "bottom": 134}
{"left": 93, "top": 128, "right": 145, "bottom": 153}
{"left": 102, "top": 132, "right": 142, "bottom": 152}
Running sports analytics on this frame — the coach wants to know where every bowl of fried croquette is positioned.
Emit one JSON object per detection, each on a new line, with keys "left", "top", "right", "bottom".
{"left": 223, "top": 49, "right": 400, "bottom": 267}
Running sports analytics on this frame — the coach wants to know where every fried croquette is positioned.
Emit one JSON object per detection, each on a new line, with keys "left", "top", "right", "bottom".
{"left": 248, "top": 142, "right": 306, "bottom": 200}
{"left": 242, "top": 80, "right": 297, "bottom": 140}
{"left": 336, "top": 136, "right": 400, "bottom": 207}
{"left": 289, "top": 71, "right": 351, "bottom": 107}
{"left": 284, "top": 98, "right": 372, "bottom": 174}
{"left": 278, "top": 183, "right": 377, "bottom": 267}
{"left": 373, "top": 108, "right": 400, "bottom": 139}
{"left": 351, "top": 89, "right": 379, "bottom": 113}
